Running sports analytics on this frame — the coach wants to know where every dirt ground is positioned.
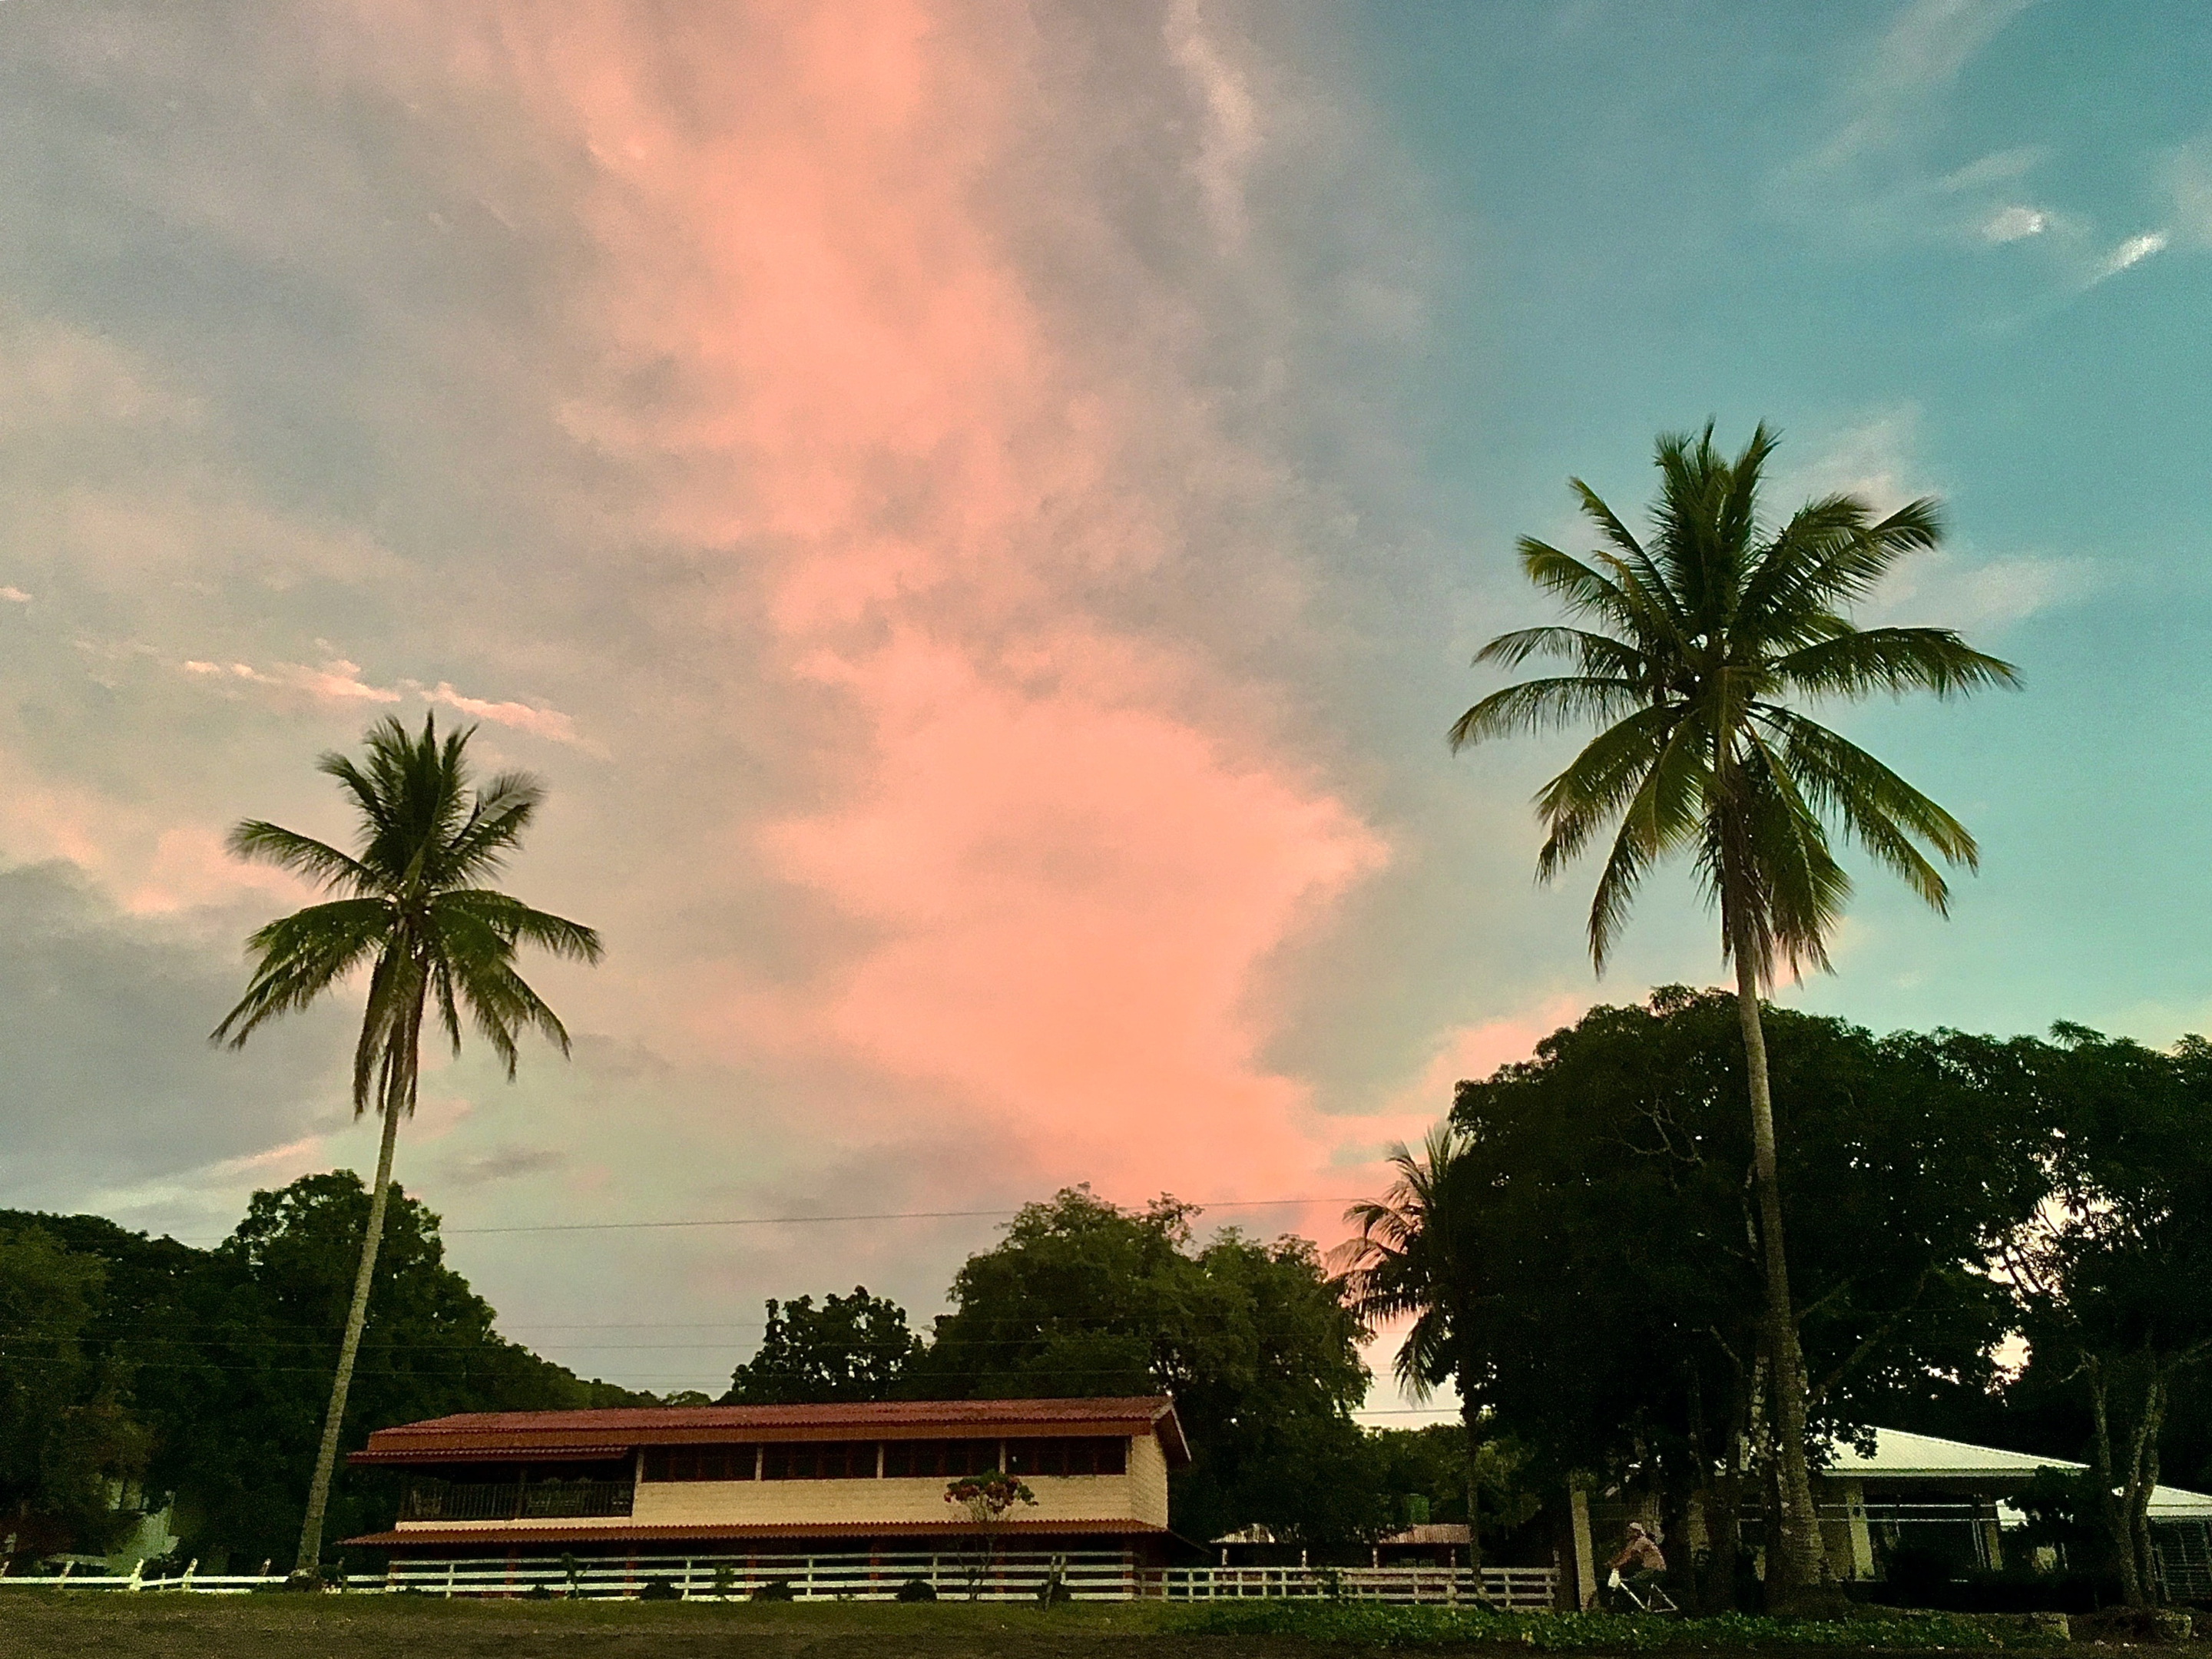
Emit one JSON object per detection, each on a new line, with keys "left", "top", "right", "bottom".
{"left": 0, "top": 1594, "right": 1332, "bottom": 1659}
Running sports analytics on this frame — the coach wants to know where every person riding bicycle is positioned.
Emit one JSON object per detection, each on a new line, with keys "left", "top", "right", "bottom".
{"left": 1604, "top": 1522, "right": 1667, "bottom": 1610}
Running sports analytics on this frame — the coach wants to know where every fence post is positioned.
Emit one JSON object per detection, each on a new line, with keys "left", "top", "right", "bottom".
{"left": 444, "top": 1559, "right": 455, "bottom": 1599}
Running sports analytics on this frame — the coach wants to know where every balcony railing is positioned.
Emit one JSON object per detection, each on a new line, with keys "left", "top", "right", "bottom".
{"left": 401, "top": 1480, "right": 634, "bottom": 1522}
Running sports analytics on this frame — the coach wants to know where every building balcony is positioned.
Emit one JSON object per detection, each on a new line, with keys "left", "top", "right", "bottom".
{"left": 400, "top": 1479, "right": 635, "bottom": 1524}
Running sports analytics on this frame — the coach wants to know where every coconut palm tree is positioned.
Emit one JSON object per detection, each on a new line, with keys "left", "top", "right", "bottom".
{"left": 1340, "top": 1124, "right": 1489, "bottom": 1567}
{"left": 1450, "top": 424, "right": 2015, "bottom": 1604}
{"left": 214, "top": 714, "right": 601, "bottom": 1581}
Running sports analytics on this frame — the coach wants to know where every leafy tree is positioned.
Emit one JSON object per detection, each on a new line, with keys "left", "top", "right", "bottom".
{"left": 0, "top": 1175, "right": 649, "bottom": 1572}
{"left": 724, "top": 1287, "right": 921, "bottom": 1403}
{"left": 1426, "top": 990, "right": 2043, "bottom": 1607}
{"left": 2004, "top": 1028, "right": 2212, "bottom": 1604}
{"left": 1450, "top": 426, "right": 2015, "bottom": 1602}
{"left": 943, "top": 1471, "right": 1036, "bottom": 1597}
{"left": 1368, "top": 1425, "right": 1544, "bottom": 1555}
{"left": 214, "top": 714, "right": 601, "bottom": 1578}
{"left": 0, "top": 1229, "right": 147, "bottom": 1561}
{"left": 1339, "top": 1126, "right": 1495, "bottom": 1562}
{"left": 909, "top": 1187, "right": 1383, "bottom": 1549}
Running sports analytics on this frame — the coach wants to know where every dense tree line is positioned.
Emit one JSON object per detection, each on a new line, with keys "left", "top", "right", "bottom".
{"left": 1348, "top": 989, "right": 2212, "bottom": 1609}
{"left": 0, "top": 1173, "right": 642, "bottom": 1571}
{"left": 722, "top": 1187, "right": 1402, "bottom": 1550}
{"left": 17, "top": 997, "right": 2204, "bottom": 1589}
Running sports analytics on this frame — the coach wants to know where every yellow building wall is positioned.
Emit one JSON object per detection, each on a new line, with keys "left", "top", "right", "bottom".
{"left": 631, "top": 1470, "right": 1148, "bottom": 1528}
{"left": 397, "top": 1436, "right": 1172, "bottom": 1533}
{"left": 1127, "top": 1433, "right": 1169, "bottom": 1528}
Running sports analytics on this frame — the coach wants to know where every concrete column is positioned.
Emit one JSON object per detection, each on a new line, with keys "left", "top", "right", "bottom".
{"left": 1568, "top": 1484, "right": 1598, "bottom": 1610}
{"left": 1842, "top": 1479, "right": 1875, "bottom": 1581}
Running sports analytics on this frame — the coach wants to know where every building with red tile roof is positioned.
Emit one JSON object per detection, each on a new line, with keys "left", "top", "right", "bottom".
{"left": 339, "top": 1396, "right": 1190, "bottom": 1563}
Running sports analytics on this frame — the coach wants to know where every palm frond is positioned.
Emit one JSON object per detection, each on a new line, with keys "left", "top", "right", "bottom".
{"left": 224, "top": 823, "right": 374, "bottom": 894}
{"left": 1581, "top": 717, "right": 1712, "bottom": 970}
{"left": 1449, "top": 677, "right": 1646, "bottom": 751}
{"left": 1514, "top": 540, "right": 1657, "bottom": 644}
{"left": 1529, "top": 704, "right": 1678, "bottom": 875}
{"left": 1773, "top": 626, "right": 2018, "bottom": 702}
{"left": 1473, "top": 627, "right": 1654, "bottom": 684}
{"left": 435, "top": 889, "right": 604, "bottom": 963}
{"left": 1720, "top": 735, "right": 1850, "bottom": 983}
{"left": 212, "top": 899, "right": 395, "bottom": 1049}
{"left": 1566, "top": 482, "right": 1691, "bottom": 645}
{"left": 1757, "top": 707, "right": 1981, "bottom": 906}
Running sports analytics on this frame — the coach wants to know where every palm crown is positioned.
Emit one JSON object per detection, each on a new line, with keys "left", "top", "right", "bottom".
{"left": 214, "top": 714, "right": 602, "bottom": 1114}
{"left": 1450, "top": 422, "right": 2017, "bottom": 984}
{"left": 1339, "top": 1124, "right": 1475, "bottom": 1402}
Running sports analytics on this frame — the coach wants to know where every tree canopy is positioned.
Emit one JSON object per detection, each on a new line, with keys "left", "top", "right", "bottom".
{"left": 1451, "top": 423, "right": 2015, "bottom": 1604}
{"left": 723, "top": 1287, "right": 921, "bottom": 1404}
{"left": 908, "top": 1187, "right": 1383, "bottom": 1547}
{"left": 1426, "top": 988, "right": 2048, "bottom": 1607}
{"left": 0, "top": 1172, "right": 644, "bottom": 1573}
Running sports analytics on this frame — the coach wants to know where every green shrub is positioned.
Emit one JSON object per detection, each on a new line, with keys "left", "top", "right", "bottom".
{"left": 1160, "top": 1602, "right": 2058, "bottom": 1651}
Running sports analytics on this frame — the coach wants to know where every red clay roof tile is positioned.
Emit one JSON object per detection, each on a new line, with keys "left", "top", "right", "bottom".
{"left": 351, "top": 1396, "right": 1190, "bottom": 1469}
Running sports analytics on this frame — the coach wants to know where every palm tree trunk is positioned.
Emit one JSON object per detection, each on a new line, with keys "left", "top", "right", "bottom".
{"left": 1461, "top": 1397, "right": 1485, "bottom": 1581}
{"left": 1727, "top": 916, "right": 1829, "bottom": 1608}
{"left": 292, "top": 996, "right": 418, "bottom": 1580}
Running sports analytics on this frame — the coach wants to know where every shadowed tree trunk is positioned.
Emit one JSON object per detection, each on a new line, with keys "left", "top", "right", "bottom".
{"left": 1729, "top": 909, "right": 1829, "bottom": 1604}
{"left": 291, "top": 982, "right": 418, "bottom": 1581}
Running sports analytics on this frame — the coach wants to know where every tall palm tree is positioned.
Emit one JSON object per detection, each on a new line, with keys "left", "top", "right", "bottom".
{"left": 1339, "top": 1124, "right": 1488, "bottom": 1568}
{"left": 214, "top": 714, "right": 601, "bottom": 1581}
{"left": 1450, "top": 425, "right": 2015, "bottom": 1604}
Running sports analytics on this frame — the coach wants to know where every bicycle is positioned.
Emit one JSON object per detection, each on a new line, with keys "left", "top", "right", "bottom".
{"left": 1607, "top": 1568, "right": 1680, "bottom": 1614}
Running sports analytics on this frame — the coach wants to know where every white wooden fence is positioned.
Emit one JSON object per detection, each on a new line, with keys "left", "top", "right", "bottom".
{"left": 0, "top": 1559, "right": 284, "bottom": 1595}
{"left": 0, "top": 1549, "right": 1558, "bottom": 1608}
{"left": 1162, "top": 1564, "right": 1558, "bottom": 1609}
{"left": 385, "top": 1548, "right": 1137, "bottom": 1601}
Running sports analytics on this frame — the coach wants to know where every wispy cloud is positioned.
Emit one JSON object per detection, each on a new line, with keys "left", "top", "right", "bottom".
{"left": 1164, "top": 0, "right": 1263, "bottom": 250}
{"left": 2088, "top": 230, "right": 2168, "bottom": 285}
{"left": 172, "top": 654, "right": 599, "bottom": 750}
{"left": 422, "top": 681, "right": 598, "bottom": 753}
{"left": 443, "top": 1144, "right": 565, "bottom": 1189}
{"left": 1779, "top": 0, "right": 2041, "bottom": 247}
{"left": 1981, "top": 204, "right": 2048, "bottom": 243}
{"left": 2164, "top": 134, "right": 2212, "bottom": 246}
{"left": 1783, "top": 409, "right": 2094, "bottom": 632}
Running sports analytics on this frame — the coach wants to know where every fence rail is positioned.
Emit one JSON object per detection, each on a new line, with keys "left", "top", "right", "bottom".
{"left": 0, "top": 1549, "right": 1558, "bottom": 1608}
{"left": 0, "top": 1560, "right": 284, "bottom": 1594}
{"left": 387, "top": 1549, "right": 1141, "bottom": 1601}
{"left": 1161, "top": 1565, "right": 1557, "bottom": 1609}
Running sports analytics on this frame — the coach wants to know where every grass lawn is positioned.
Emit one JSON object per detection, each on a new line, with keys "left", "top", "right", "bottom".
{"left": 0, "top": 1594, "right": 2196, "bottom": 1659}
{"left": 0, "top": 1594, "right": 1297, "bottom": 1659}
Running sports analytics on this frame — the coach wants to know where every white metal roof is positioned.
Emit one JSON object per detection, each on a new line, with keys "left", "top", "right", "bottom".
{"left": 1829, "top": 1429, "right": 2212, "bottom": 1520}
{"left": 1825, "top": 1428, "right": 2082, "bottom": 1479}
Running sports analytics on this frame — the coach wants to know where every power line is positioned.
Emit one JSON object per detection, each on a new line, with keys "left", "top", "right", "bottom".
{"left": 149, "top": 1194, "right": 1365, "bottom": 1246}
{"left": 444, "top": 1196, "right": 1364, "bottom": 1238}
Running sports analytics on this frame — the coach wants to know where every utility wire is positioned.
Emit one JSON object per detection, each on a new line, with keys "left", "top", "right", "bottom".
{"left": 148, "top": 1194, "right": 1364, "bottom": 1246}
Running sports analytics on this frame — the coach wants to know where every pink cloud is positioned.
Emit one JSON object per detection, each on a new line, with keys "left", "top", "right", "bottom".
{"left": 458, "top": 3, "right": 1397, "bottom": 1203}
{"left": 422, "top": 681, "right": 595, "bottom": 752}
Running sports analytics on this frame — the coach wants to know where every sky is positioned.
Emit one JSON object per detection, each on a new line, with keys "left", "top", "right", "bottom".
{"left": 0, "top": 0, "right": 2207, "bottom": 1413}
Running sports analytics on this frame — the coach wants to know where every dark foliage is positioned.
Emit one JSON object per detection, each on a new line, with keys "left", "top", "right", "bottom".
{"left": 723, "top": 1287, "right": 919, "bottom": 1404}
{"left": 906, "top": 1185, "right": 1383, "bottom": 1548}
{"left": 1434, "top": 988, "right": 2048, "bottom": 1608}
{"left": 0, "top": 1172, "right": 647, "bottom": 1570}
